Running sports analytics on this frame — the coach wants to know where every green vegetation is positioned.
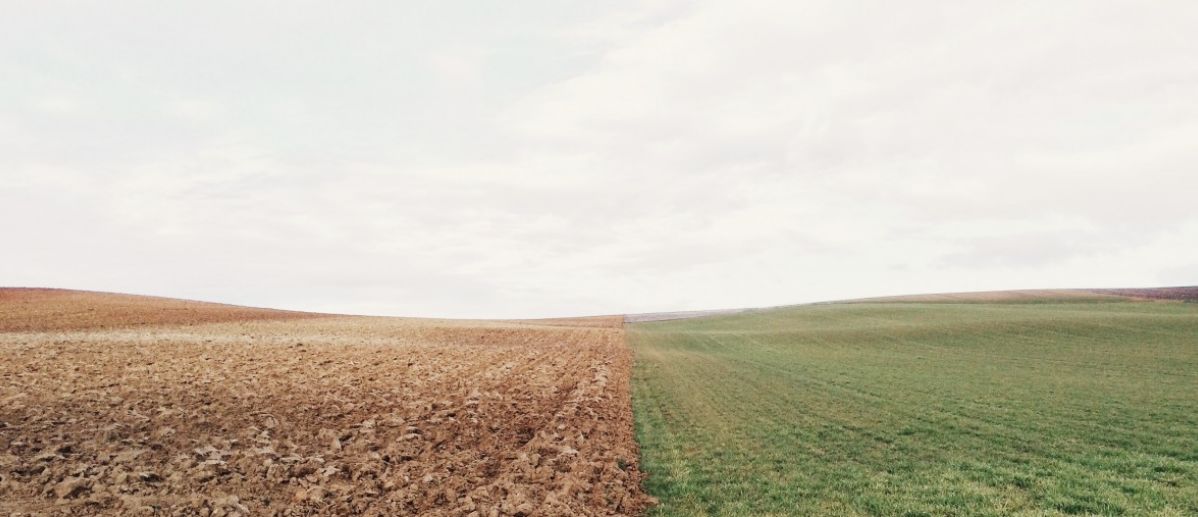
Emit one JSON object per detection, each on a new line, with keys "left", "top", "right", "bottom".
{"left": 629, "top": 301, "right": 1198, "bottom": 516}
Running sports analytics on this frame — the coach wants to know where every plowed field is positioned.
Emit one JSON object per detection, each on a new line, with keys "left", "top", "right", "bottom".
{"left": 0, "top": 289, "right": 649, "bottom": 516}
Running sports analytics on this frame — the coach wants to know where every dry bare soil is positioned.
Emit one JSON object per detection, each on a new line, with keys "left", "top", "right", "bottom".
{"left": 0, "top": 289, "right": 649, "bottom": 516}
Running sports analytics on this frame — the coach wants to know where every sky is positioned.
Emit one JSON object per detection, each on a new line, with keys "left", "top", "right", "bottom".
{"left": 3, "top": 1, "right": 1197, "bottom": 318}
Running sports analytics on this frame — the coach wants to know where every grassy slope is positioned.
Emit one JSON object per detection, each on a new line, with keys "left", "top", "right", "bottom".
{"left": 629, "top": 301, "right": 1198, "bottom": 516}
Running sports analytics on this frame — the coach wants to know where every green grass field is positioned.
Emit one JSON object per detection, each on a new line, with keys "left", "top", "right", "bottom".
{"left": 629, "top": 301, "right": 1198, "bottom": 516}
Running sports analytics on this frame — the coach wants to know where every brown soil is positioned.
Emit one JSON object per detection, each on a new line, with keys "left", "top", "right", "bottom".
{"left": 0, "top": 290, "right": 650, "bottom": 516}
{"left": 1086, "top": 286, "right": 1198, "bottom": 302}
{"left": 845, "top": 289, "right": 1131, "bottom": 303}
{"left": 622, "top": 309, "right": 747, "bottom": 323}
{"left": 0, "top": 289, "right": 323, "bottom": 332}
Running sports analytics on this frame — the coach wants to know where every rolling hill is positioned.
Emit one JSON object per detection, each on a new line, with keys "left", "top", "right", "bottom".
{"left": 628, "top": 291, "right": 1198, "bottom": 515}
{"left": 0, "top": 289, "right": 649, "bottom": 516}
{"left": 3, "top": 286, "right": 1195, "bottom": 515}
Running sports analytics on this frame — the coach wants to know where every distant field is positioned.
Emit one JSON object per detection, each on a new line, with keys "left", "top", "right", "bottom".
{"left": 629, "top": 301, "right": 1198, "bottom": 516}
{"left": 845, "top": 289, "right": 1127, "bottom": 304}
{"left": 0, "top": 288, "right": 321, "bottom": 332}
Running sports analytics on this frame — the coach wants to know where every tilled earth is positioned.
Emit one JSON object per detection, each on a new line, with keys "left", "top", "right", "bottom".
{"left": 0, "top": 290, "right": 650, "bottom": 516}
{"left": 1089, "top": 286, "right": 1198, "bottom": 301}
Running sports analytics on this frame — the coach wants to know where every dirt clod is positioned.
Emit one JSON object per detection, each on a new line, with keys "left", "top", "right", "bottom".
{"left": 0, "top": 289, "right": 651, "bottom": 516}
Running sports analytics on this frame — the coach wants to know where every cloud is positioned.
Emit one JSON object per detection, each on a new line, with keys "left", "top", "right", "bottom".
{"left": 2, "top": 1, "right": 1196, "bottom": 317}
{"left": 164, "top": 99, "right": 226, "bottom": 123}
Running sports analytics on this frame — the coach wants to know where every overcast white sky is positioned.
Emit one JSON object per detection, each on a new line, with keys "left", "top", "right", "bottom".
{"left": 3, "top": 1, "right": 1197, "bottom": 318}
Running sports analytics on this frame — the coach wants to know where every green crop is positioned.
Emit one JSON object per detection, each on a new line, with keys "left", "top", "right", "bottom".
{"left": 630, "top": 301, "right": 1198, "bottom": 516}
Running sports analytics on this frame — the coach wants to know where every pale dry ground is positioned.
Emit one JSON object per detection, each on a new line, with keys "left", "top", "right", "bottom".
{"left": 0, "top": 289, "right": 322, "bottom": 332}
{"left": 0, "top": 290, "right": 650, "bottom": 516}
{"left": 839, "top": 289, "right": 1130, "bottom": 304}
{"left": 621, "top": 310, "right": 747, "bottom": 324}
{"left": 1090, "top": 287, "right": 1198, "bottom": 302}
